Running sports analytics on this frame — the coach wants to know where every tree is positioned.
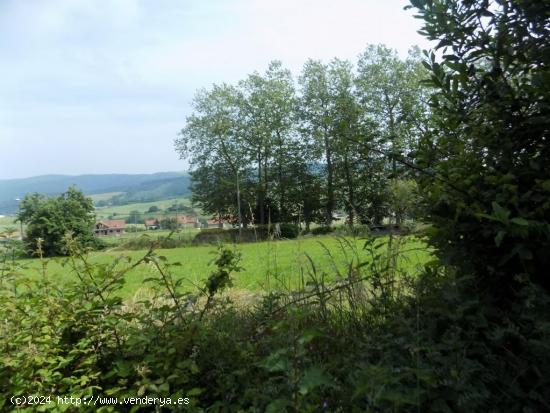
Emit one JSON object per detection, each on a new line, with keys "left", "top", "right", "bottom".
{"left": 16, "top": 187, "right": 96, "bottom": 256}
{"left": 298, "top": 60, "right": 335, "bottom": 226}
{"left": 176, "top": 83, "right": 248, "bottom": 229}
{"left": 148, "top": 206, "right": 160, "bottom": 213}
{"left": 240, "top": 61, "right": 297, "bottom": 224}
{"left": 409, "top": 0, "right": 550, "bottom": 295}
{"left": 355, "top": 45, "right": 428, "bottom": 225}
{"left": 126, "top": 210, "right": 141, "bottom": 224}
{"left": 326, "top": 58, "right": 364, "bottom": 227}
{"left": 387, "top": 179, "right": 420, "bottom": 225}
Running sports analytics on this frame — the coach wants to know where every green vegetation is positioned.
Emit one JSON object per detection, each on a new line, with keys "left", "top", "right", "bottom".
{"left": 0, "top": 215, "right": 16, "bottom": 233}
{"left": 176, "top": 48, "right": 426, "bottom": 229}
{"left": 16, "top": 187, "right": 97, "bottom": 256}
{"left": 89, "top": 192, "right": 124, "bottom": 202}
{"left": 412, "top": 0, "right": 550, "bottom": 296}
{"left": 94, "top": 197, "right": 195, "bottom": 220}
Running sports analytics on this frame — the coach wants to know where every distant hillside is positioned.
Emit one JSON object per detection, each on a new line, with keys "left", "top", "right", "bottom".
{"left": 0, "top": 172, "right": 190, "bottom": 214}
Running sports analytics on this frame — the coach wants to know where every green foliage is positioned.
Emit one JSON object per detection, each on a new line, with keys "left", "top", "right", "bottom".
{"left": 310, "top": 226, "right": 334, "bottom": 236}
{"left": 278, "top": 223, "right": 300, "bottom": 239}
{"left": 125, "top": 210, "right": 142, "bottom": 224}
{"left": 388, "top": 179, "right": 421, "bottom": 224}
{"left": 16, "top": 187, "right": 96, "bottom": 256}
{"left": 177, "top": 47, "right": 427, "bottom": 229}
{"left": 409, "top": 0, "right": 550, "bottom": 294}
{"left": 2, "top": 235, "right": 548, "bottom": 411}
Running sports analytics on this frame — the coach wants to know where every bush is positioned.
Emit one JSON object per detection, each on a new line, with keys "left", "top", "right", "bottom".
{"left": 411, "top": 0, "right": 550, "bottom": 295}
{"left": 277, "top": 223, "right": 300, "bottom": 239}
{"left": 311, "top": 226, "right": 334, "bottom": 236}
{"left": 333, "top": 224, "right": 371, "bottom": 237}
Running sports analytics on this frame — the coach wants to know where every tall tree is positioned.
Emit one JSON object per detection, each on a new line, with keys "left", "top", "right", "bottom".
{"left": 326, "top": 58, "right": 363, "bottom": 227}
{"left": 356, "top": 45, "right": 427, "bottom": 224}
{"left": 240, "top": 61, "right": 296, "bottom": 224}
{"left": 176, "top": 84, "right": 248, "bottom": 228}
{"left": 298, "top": 60, "right": 335, "bottom": 225}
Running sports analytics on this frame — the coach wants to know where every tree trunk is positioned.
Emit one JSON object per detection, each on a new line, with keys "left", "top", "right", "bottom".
{"left": 276, "top": 131, "right": 285, "bottom": 222}
{"left": 343, "top": 152, "right": 355, "bottom": 228}
{"left": 257, "top": 151, "right": 264, "bottom": 225}
{"left": 235, "top": 170, "right": 242, "bottom": 237}
{"left": 323, "top": 127, "right": 334, "bottom": 227}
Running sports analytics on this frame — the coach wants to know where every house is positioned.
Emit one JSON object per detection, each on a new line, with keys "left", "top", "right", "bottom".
{"left": 201, "top": 217, "right": 237, "bottom": 229}
{"left": 144, "top": 216, "right": 199, "bottom": 230}
{"left": 94, "top": 220, "right": 126, "bottom": 236}
{"left": 203, "top": 218, "right": 224, "bottom": 229}
{"left": 144, "top": 219, "right": 159, "bottom": 230}
{"left": 177, "top": 215, "right": 200, "bottom": 228}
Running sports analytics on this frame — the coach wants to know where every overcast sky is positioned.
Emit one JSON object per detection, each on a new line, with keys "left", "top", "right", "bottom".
{"left": 0, "top": 0, "right": 431, "bottom": 180}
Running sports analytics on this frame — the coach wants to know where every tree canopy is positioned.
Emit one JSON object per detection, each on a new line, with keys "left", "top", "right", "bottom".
{"left": 16, "top": 187, "right": 96, "bottom": 256}
{"left": 176, "top": 46, "right": 427, "bottom": 228}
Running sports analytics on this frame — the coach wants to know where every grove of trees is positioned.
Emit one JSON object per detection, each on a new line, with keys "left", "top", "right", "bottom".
{"left": 175, "top": 46, "right": 428, "bottom": 229}
{"left": 16, "top": 187, "right": 96, "bottom": 256}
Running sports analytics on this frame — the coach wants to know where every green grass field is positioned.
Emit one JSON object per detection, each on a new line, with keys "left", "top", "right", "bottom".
{"left": 0, "top": 215, "right": 17, "bottom": 233}
{"left": 89, "top": 192, "right": 124, "bottom": 202}
{"left": 10, "top": 235, "right": 431, "bottom": 300}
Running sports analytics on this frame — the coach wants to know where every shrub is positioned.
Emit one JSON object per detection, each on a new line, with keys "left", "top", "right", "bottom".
{"left": 277, "top": 223, "right": 300, "bottom": 239}
{"left": 333, "top": 224, "right": 371, "bottom": 237}
{"left": 411, "top": 0, "right": 550, "bottom": 296}
{"left": 311, "top": 226, "right": 334, "bottom": 236}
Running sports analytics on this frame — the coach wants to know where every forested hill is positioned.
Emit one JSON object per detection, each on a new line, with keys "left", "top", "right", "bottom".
{"left": 0, "top": 172, "right": 190, "bottom": 214}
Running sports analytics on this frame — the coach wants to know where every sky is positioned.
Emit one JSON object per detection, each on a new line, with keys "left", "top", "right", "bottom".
{"left": 0, "top": 0, "right": 431, "bottom": 180}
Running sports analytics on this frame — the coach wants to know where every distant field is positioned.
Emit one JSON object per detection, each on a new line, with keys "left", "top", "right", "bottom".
{"left": 10, "top": 235, "right": 431, "bottom": 300}
{"left": 0, "top": 215, "right": 17, "bottom": 233}
{"left": 89, "top": 192, "right": 124, "bottom": 202}
{"left": 94, "top": 197, "right": 195, "bottom": 220}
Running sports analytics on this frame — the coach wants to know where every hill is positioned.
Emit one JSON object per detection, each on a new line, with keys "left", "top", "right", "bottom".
{"left": 0, "top": 172, "right": 190, "bottom": 214}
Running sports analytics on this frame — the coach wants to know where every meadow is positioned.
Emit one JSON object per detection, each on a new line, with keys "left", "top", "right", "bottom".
{"left": 0, "top": 215, "right": 16, "bottom": 233}
{"left": 11, "top": 234, "right": 431, "bottom": 300}
{"left": 94, "top": 197, "right": 195, "bottom": 220}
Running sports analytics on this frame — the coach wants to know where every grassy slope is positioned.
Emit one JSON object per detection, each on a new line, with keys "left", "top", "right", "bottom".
{"left": 94, "top": 197, "right": 194, "bottom": 220}
{"left": 15, "top": 235, "right": 431, "bottom": 299}
{"left": 0, "top": 216, "right": 16, "bottom": 233}
{"left": 89, "top": 192, "right": 124, "bottom": 202}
